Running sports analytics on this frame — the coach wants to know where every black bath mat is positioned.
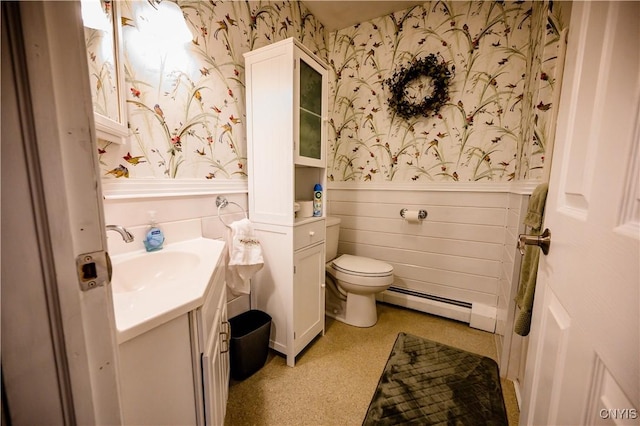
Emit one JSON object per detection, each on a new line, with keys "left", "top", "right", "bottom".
{"left": 363, "top": 332, "right": 508, "bottom": 426}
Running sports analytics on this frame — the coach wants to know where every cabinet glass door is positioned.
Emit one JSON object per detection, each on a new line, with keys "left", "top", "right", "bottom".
{"left": 296, "top": 53, "right": 325, "bottom": 167}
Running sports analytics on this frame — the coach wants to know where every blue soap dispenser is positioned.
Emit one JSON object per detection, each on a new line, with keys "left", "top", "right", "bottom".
{"left": 143, "top": 210, "right": 165, "bottom": 252}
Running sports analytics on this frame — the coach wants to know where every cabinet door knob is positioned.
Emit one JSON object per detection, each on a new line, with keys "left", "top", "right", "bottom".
{"left": 309, "top": 231, "right": 315, "bottom": 237}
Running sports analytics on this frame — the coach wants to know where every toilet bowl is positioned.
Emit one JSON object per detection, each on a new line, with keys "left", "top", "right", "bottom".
{"left": 325, "top": 217, "right": 394, "bottom": 327}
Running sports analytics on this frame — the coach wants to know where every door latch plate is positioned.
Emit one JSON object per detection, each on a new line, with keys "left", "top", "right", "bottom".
{"left": 76, "top": 250, "right": 109, "bottom": 291}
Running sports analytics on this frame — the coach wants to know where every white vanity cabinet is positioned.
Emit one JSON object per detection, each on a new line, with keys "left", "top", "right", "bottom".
{"left": 196, "top": 271, "right": 230, "bottom": 426}
{"left": 244, "top": 38, "right": 328, "bottom": 366}
{"left": 117, "top": 259, "right": 229, "bottom": 425}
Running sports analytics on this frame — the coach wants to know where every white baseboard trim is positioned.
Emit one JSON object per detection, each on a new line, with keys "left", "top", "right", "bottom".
{"left": 470, "top": 303, "right": 497, "bottom": 333}
{"left": 513, "top": 378, "right": 523, "bottom": 410}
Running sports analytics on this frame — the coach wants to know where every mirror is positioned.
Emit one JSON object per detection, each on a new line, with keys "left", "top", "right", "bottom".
{"left": 82, "top": 0, "right": 128, "bottom": 144}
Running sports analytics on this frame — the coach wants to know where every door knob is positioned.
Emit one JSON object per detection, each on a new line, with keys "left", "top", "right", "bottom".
{"left": 518, "top": 228, "right": 551, "bottom": 255}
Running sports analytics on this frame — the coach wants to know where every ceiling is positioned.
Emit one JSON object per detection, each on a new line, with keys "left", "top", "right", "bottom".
{"left": 301, "top": 1, "right": 425, "bottom": 32}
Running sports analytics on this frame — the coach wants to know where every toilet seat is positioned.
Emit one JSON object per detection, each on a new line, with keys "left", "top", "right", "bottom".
{"left": 331, "top": 254, "right": 393, "bottom": 278}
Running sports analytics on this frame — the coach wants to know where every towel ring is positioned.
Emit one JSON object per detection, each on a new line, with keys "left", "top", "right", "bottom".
{"left": 216, "top": 196, "right": 247, "bottom": 228}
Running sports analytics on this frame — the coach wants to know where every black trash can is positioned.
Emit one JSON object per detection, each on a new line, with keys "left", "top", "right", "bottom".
{"left": 229, "top": 310, "right": 272, "bottom": 380}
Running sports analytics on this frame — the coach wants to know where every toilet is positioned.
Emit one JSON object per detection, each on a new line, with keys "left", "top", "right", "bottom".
{"left": 325, "top": 217, "right": 394, "bottom": 327}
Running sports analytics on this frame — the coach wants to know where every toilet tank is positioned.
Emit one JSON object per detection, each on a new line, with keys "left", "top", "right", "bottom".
{"left": 325, "top": 217, "right": 341, "bottom": 261}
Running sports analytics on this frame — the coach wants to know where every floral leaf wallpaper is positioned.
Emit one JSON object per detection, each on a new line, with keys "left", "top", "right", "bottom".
{"left": 326, "top": 1, "right": 567, "bottom": 182}
{"left": 97, "top": 0, "right": 326, "bottom": 179}
{"left": 93, "top": 0, "right": 567, "bottom": 184}
{"left": 518, "top": 1, "right": 569, "bottom": 180}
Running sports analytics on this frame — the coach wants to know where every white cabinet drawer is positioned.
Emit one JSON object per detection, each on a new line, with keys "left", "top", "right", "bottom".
{"left": 294, "top": 220, "right": 325, "bottom": 251}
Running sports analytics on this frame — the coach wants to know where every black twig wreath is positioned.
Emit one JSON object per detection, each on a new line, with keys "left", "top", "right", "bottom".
{"left": 385, "top": 54, "right": 452, "bottom": 120}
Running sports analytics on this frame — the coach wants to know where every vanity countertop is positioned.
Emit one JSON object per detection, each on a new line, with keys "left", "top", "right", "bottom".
{"left": 110, "top": 237, "right": 226, "bottom": 344}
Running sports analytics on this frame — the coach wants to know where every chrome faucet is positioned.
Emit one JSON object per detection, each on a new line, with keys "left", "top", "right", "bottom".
{"left": 106, "top": 225, "right": 134, "bottom": 243}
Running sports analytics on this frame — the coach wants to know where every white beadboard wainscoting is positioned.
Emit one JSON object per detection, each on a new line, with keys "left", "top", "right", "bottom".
{"left": 102, "top": 180, "right": 251, "bottom": 318}
{"left": 327, "top": 182, "right": 535, "bottom": 339}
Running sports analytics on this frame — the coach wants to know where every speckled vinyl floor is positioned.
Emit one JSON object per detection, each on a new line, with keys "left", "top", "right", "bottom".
{"left": 224, "top": 303, "right": 520, "bottom": 426}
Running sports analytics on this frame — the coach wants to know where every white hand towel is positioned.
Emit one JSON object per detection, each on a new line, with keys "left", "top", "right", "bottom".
{"left": 225, "top": 218, "right": 264, "bottom": 296}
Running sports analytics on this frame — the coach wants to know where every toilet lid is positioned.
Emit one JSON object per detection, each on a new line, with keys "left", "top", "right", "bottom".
{"left": 332, "top": 254, "right": 393, "bottom": 277}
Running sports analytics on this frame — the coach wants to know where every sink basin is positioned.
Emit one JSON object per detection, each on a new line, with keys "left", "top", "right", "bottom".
{"left": 109, "top": 237, "right": 227, "bottom": 343}
{"left": 112, "top": 251, "right": 200, "bottom": 293}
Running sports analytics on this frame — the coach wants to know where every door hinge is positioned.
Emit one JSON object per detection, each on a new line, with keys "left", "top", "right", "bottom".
{"left": 293, "top": 265, "right": 296, "bottom": 274}
{"left": 76, "top": 250, "right": 110, "bottom": 292}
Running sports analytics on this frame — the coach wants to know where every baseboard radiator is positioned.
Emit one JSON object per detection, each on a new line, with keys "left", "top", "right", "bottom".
{"left": 379, "top": 286, "right": 497, "bottom": 333}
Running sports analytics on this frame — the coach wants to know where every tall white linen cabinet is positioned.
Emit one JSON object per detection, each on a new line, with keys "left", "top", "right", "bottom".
{"left": 244, "top": 38, "right": 328, "bottom": 366}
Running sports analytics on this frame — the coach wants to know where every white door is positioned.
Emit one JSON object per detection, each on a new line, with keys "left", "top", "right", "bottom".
{"left": 521, "top": 2, "right": 639, "bottom": 424}
{"left": 1, "top": 2, "right": 121, "bottom": 423}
